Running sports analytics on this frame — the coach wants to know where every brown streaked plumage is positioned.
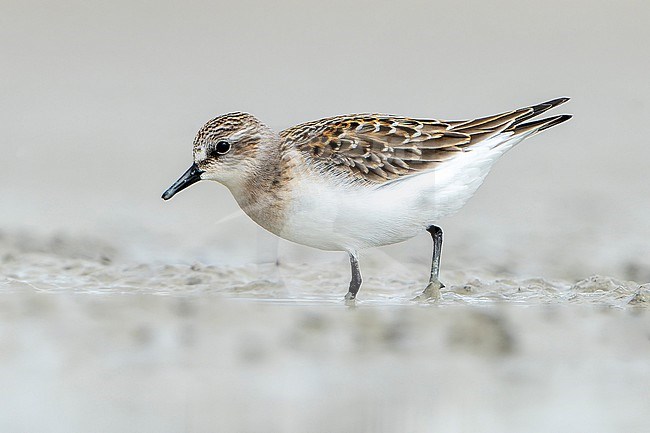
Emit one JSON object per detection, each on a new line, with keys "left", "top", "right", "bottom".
{"left": 280, "top": 97, "right": 570, "bottom": 185}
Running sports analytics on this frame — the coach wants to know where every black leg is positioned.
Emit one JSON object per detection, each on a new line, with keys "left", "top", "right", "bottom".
{"left": 418, "top": 225, "right": 444, "bottom": 300}
{"left": 345, "top": 251, "right": 362, "bottom": 301}
{"left": 426, "top": 225, "right": 444, "bottom": 286}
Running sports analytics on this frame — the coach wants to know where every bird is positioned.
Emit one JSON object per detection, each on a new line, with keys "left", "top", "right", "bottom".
{"left": 162, "top": 98, "right": 571, "bottom": 301}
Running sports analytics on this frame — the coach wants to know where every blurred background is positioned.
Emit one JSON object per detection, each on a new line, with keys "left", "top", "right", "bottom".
{"left": 2, "top": 1, "right": 649, "bottom": 432}
{"left": 2, "top": 0, "right": 649, "bottom": 279}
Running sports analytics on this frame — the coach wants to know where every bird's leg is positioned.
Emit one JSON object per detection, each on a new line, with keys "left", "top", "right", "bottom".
{"left": 344, "top": 251, "right": 362, "bottom": 301}
{"left": 420, "top": 225, "right": 445, "bottom": 300}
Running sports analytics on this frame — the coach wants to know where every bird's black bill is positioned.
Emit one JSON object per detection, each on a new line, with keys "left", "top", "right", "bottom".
{"left": 161, "top": 163, "right": 204, "bottom": 200}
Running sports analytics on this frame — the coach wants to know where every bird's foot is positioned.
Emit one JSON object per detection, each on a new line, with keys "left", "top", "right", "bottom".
{"left": 413, "top": 280, "right": 445, "bottom": 302}
{"left": 344, "top": 291, "right": 357, "bottom": 306}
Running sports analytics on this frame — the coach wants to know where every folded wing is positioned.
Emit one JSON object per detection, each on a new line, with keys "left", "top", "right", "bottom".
{"left": 280, "top": 98, "right": 570, "bottom": 185}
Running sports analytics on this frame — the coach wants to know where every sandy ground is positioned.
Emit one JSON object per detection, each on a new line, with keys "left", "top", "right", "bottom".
{"left": 2, "top": 0, "right": 650, "bottom": 431}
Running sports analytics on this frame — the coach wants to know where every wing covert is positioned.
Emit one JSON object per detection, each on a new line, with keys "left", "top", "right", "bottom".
{"left": 280, "top": 109, "right": 532, "bottom": 184}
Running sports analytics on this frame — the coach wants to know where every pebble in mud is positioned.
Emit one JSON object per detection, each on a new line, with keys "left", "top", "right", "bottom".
{"left": 628, "top": 287, "right": 650, "bottom": 306}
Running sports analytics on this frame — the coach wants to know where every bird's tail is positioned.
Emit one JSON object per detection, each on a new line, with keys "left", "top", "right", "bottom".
{"left": 507, "top": 97, "right": 572, "bottom": 136}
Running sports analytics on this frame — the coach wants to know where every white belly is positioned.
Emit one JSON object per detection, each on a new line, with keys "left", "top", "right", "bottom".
{"left": 278, "top": 179, "right": 424, "bottom": 251}
{"left": 277, "top": 147, "right": 510, "bottom": 251}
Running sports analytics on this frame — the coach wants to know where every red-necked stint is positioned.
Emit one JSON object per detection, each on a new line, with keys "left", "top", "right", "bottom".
{"left": 162, "top": 98, "right": 571, "bottom": 301}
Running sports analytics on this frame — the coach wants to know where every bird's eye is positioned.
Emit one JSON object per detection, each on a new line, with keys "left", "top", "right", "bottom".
{"left": 210, "top": 140, "right": 231, "bottom": 157}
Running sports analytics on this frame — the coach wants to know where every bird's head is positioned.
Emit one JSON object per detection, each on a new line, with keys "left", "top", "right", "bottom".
{"left": 162, "top": 112, "right": 273, "bottom": 200}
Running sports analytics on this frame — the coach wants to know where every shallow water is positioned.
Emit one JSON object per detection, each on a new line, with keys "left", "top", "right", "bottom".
{"left": 2, "top": 233, "right": 649, "bottom": 433}
{"left": 3, "top": 231, "right": 647, "bottom": 307}
{"left": 2, "top": 260, "right": 647, "bottom": 308}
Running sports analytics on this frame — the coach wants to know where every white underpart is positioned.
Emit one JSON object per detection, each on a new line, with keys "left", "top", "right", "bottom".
{"left": 277, "top": 131, "right": 533, "bottom": 252}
